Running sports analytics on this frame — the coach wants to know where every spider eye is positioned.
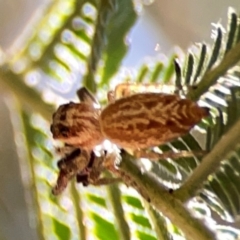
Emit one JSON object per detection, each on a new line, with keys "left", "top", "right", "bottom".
{"left": 58, "top": 125, "right": 69, "bottom": 137}
{"left": 60, "top": 114, "right": 66, "bottom": 121}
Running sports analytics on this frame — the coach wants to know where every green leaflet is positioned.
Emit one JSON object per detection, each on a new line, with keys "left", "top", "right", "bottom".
{"left": 53, "top": 218, "right": 71, "bottom": 240}
{"left": 100, "top": 0, "right": 137, "bottom": 85}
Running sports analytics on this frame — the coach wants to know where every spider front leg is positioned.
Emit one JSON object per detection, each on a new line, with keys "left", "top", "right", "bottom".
{"left": 52, "top": 147, "right": 92, "bottom": 195}
{"left": 75, "top": 151, "right": 104, "bottom": 186}
{"left": 76, "top": 151, "right": 121, "bottom": 187}
{"left": 52, "top": 169, "right": 70, "bottom": 195}
{"left": 57, "top": 148, "right": 91, "bottom": 173}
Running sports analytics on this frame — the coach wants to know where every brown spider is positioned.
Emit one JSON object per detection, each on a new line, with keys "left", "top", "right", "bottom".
{"left": 51, "top": 83, "right": 209, "bottom": 160}
{"left": 51, "top": 83, "right": 209, "bottom": 194}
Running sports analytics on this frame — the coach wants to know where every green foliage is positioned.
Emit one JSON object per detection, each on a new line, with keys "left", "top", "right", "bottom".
{"left": 100, "top": 0, "right": 137, "bottom": 86}
{"left": 90, "top": 213, "right": 120, "bottom": 240}
{"left": 1, "top": 2, "right": 240, "bottom": 240}
{"left": 53, "top": 218, "right": 71, "bottom": 240}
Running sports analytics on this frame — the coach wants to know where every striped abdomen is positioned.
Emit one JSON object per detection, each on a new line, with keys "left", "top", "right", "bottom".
{"left": 100, "top": 93, "right": 209, "bottom": 149}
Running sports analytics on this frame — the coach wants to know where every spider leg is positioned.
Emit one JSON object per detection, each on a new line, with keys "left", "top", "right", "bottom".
{"left": 55, "top": 144, "right": 77, "bottom": 157}
{"left": 52, "top": 169, "right": 72, "bottom": 195}
{"left": 90, "top": 177, "right": 121, "bottom": 186}
{"left": 52, "top": 147, "right": 92, "bottom": 194}
{"left": 75, "top": 150, "right": 106, "bottom": 186}
{"left": 76, "top": 172, "right": 89, "bottom": 186}
{"left": 57, "top": 148, "right": 91, "bottom": 173}
{"left": 86, "top": 151, "right": 96, "bottom": 169}
{"left": 109, "top": 82, "right": 199, "bottom": 101}
{"left": 114, "top": 83, "right": 178, "bottom": 98}
{"left": 107, "top": 90, "right": 115, "bottom": 103}
{"left": 77, "top": 87, "right": 100, "bottom": 105}
{"left": 107, "top": 83, "right": 178, "bottom": 104}
{"left": 133, "top": 149, "right": 206, "bottom": 161}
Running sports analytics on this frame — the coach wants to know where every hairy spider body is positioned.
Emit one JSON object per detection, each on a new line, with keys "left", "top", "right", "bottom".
{"left": 100, "top": 92, "right": 208, "bottom": 149}
{"left": 51, "top": 102, "right": 103, "bottom": 149}
{"left": 51, "top": 92, "right": 208, "bottom": 150}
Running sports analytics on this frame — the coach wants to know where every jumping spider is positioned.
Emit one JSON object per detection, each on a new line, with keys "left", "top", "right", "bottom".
{"left": 51, "top": 83, "right": 209, "bottom": 194}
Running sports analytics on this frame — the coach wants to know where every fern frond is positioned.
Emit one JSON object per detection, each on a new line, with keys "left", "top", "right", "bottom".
{"left": 3, "top": 2, "right": 240, "bottom": 239}
{"left": 115, "top": 8, "right": 240, "bottom": 234}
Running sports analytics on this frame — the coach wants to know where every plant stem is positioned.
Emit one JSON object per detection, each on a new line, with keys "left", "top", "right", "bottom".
{"left": 19, "top": 106, "right": 45, "bottom": 240}
{"left": 142, "top": 200, "right": 173, "bottom": 240}
{"left": 187, "top": 41, "right": 240, "bottom": 101}
{"left": 175, "top": 119, "right": 240, "bottom": 202}
{"left": 70, "top": 183, "right": 87, "bottom": 240}
{"left": 117, "top": 152, "right": 215, "bottom": 240}
{"left": 106, "top": 182, "right": 131, "bottom": 240}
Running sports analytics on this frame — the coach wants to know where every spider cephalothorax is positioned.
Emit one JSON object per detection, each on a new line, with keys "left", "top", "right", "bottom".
{"left": 50, "top": 102, "right": 103, "bottom": 149}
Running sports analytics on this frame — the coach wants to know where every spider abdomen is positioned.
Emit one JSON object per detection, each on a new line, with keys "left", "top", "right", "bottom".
{"left": 100, "top": 93, "right": 209, "bottom": 149}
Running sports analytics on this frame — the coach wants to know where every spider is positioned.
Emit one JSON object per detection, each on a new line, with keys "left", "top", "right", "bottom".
{"left": 50, "top": 83, "right": 209, "bottom": 161}
{"left": 51, "top": 83, "right": 209, "bottom": 194}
